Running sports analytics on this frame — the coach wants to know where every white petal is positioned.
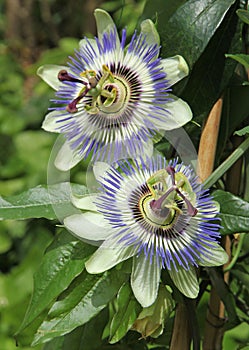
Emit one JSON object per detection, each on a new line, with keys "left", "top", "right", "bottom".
{"left": 93, "top": 162, "right": 111, "bottom": 182}
{"left": 131, "top": 254, "right": 161, "bottom": 307}
{"left": 168, "top": 265, "right": 199, "bottom": 298}
{"left": 54, "top": 141, "right": 84, "bottom": 171}
{"left": 198, "top": 244, "right": 228, "bottom": 267}
{"left": 71, "top": 194, "right": 98, "bottom": 212}
{"left": 85, "top": 242, "right": 135, "bottom": 273}
{"left": 154, "top": 95, "right": 192, "bottom": 130}
{"left": 161, "top": 55, "right": 189, "bottom": 86}
{"left": 79, "top": 38, "right": 98, "bottom": 51}
{"left": 37, "top": 65, "right": 67, "bottom": 90}
{"left": 42, "top": 110, "right": 64, "bottom": 133}
{"left": 64, "top": 212, "right": 109, "bottom": 241}
{"left": 141, "top": 139, "right": 154, "bottom": 158}
{"left": 140, "top": 19, "right": 160, "bottom": 47}
{"left": 94, "top": 9, "right": 120, "bottom": 48}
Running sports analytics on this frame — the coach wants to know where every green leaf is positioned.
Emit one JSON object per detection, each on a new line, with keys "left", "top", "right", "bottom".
{"left": 18, "top": 230, "right": 95, "bottom": 332}
{"left": 234, "top": 126, "right": 249, "bottom": 136}
{"left": 0, "top": 182, "right": 87, "bottom": 220}
{"left": 226, "top": 53, "right": 249, "bottom": 69}
{"left": 180, "top": 0, "right": 240, "bottom": 118}
{"left": 223, "top": 322, "right": 249, "bottom": 350}
{"left": 232, "top": 269, "right": 249, "bottom": 287}
{"left": 205, "top": 138, "right": 249, "bottom": 189}
{"left": 213, "top": 190, "right": 249, "bottom": 235}
{"left": 158, "top": 0, "right": 237, "bottom": 67}
{"left": 109, "top": 283, "right": 142, "bottom": 344}
{"left": 141, "top": 0, "right": 186, "bottom": 24}
{"left": 32, "top": 269, "right": 127, "bottom": 345}
{"left": 236, "top": 9, "right": 249, "bottom": 24}
{"left": 42, "top": 337, "right": 64, "bottom": 350}
{"left": 64, "top": 309, "right": 108, "bottom": 350}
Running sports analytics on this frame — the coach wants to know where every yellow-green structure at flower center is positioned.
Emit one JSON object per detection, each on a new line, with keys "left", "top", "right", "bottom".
{"left": 140, "top": 168, "right": 198, "bottom": 228}
{"left": 59, "top": 65, "right": 130, "bottom": 116}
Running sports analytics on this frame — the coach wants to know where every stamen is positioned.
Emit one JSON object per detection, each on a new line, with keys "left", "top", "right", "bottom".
{"left": 66, "top": 90, "right": 89, "bottom": 113}
{"left": 58, "top": 70, "right": 96, "bottom": 113}
{"left": 80, "top": 70, "right": 97, "bottom": 88}
{"left": 150, "top": 186, "right": 176, "bottom": 211}
{"left": 149, "top": 167, "right": 198, "bottom": 217}
{"left": 166, "top": 166, "right": 176, "bottom": 185}
{"left": 58, "top": 70, "right": 85, "bottom": 84}
{"left": 59, "top": 65, "right": 127, "bottom": 114}
{"left": 175, "top": 188, "right": 198, "bottom": 216}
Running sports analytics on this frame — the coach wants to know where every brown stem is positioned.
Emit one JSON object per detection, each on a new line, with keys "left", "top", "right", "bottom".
{"left": 169, "top": 303, "right": 192, "bottom": 350}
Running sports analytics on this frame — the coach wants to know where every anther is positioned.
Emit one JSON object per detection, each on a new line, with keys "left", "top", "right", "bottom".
{"left": 150, "top": 186, "right": 176, "bottom": 211}
{"left": 66, "top": 90, "right": 89, "bottom": 113}
{"left": 166, "top": 166, "right": 176, "bottom": 185}
{"left": 58, "top": 70, "right": 83, "bottom": 84}
{"left": 175, "top": 188, "right": 198, "bottom": 216}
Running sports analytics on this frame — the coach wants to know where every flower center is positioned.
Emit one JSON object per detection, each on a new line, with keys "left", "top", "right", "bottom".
{"left": 58, "top": 65, "right": 130, "bottom": 115}
{"left": 140, "top": 167, "right": 198, "bottom": 227}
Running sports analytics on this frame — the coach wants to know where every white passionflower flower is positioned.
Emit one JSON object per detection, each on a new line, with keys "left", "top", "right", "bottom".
{"left": 64, "top": 156, "right": 228, "bottom": 307}
{"left": 38, "top": 9, "right": 192, "bottom": 170}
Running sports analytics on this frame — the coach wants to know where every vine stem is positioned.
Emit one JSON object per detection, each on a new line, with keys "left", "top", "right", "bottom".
{"left": 223, "top": 233, "right": 246, "bottom": 272}
{"left": 169, "top": 303, "right": 192, "bottom": 350}
{"left": 203, "top": 137, "right": 249, "bottom": 189}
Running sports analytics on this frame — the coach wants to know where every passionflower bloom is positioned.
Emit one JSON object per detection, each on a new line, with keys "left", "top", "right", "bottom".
{"left": 64, "top": 156, "right": 228, "bottom": 307}
{"left": 38, "top": 9, "right": 192, "bottom": 170}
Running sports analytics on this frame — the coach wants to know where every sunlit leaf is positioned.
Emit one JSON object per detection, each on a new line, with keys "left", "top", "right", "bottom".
{"left": 180, "top": 1, "right": 240, "bottom": 118}
{"left": 42, "top": 305, "right": 109, "bottom": 350}
{"left": 0, "top": 183, "right": 87, "bottom": 220}
{"left": 157, "top": 0, "right": 237, "bottom": 66}
{"left": 109, "top": 283, "right": 141, "bottom": 343}
{"left": 18, "top": 230, "right": 95, "bottom": 332}
{"left": 32, "top": 269, "right": 127, "bottom": 345}
{"left": 144, "top": 0, "right": 240, "bottom": 119}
